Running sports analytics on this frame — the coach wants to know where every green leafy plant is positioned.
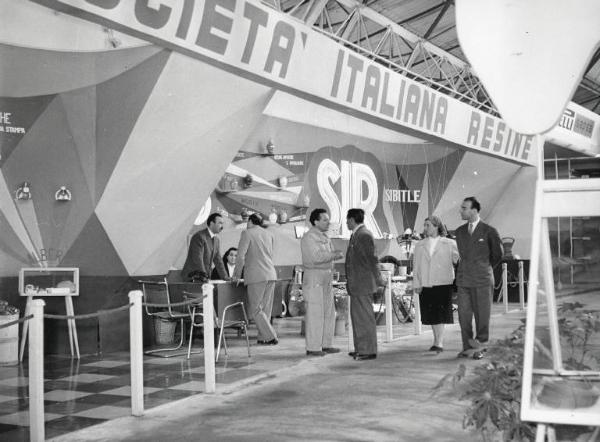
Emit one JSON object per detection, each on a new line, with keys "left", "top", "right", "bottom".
{"left": 557, "top": 302, "right": 600, "bottom": 371}
{"left": 434, "top": 301, "right": 600, "bottom": 441}
{"left": 433, "top": 321, "right": 535, "bottom": 441}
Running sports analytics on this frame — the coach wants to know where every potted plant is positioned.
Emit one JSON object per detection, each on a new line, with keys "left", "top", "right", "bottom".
{"left": 535, "top": 302, "right": 600, "bottom": 410}
{"left": 434, "top": 301, "right": 600, "bottom": 441}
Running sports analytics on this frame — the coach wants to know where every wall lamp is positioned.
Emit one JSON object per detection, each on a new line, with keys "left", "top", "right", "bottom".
{"left": 15, "top": 182, "right": 32, "bottom": 201}
{"left": 55, "top": 186, "right": 72, "bottom": 201}
{"left": 265, "top": 140, "right": 275, "bottom": 155}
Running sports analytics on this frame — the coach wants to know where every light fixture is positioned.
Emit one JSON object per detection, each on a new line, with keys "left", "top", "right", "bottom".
{"left": 15, "top": 182, "right": 32, "bottom": 201}
{"left": 243, "top": 174, "right": 253, "bottom": 188}
{"left": 266, "top": 140, "right": 275, "bottom": 155}
{"left": 278, "top": 176, "right": 288, "bottom": 189}
{"left": 55, "top": 186, "right": 72, "bottom": 201}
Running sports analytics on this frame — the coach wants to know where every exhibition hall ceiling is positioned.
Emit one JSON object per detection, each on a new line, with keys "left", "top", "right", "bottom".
{"left": 279, "top": 0, "right": 600, "bottom": 116}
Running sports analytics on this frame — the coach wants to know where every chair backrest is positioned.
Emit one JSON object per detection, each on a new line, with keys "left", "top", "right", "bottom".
{"left": 139, "top": 278, "right": 183, "bottom": 317}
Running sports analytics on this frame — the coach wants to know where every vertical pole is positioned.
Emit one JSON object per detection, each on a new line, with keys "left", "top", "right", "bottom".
{"left": 502, "top": 262, "right": 508, "bottom": 313}
{"left": 518, "top": 261, "right": 525, "bottom": 309}
{"left": 203, "top": 283, "right": 215, "bottom": 393}
{"left": 29, "top": 299, "right": 45, "bottom": 442}
{"left": 413, "top": 288, "right": 422, "bottom": 335}
{"left": 384, "top": 273, "right": 393, "bottom": 342}
{"left": 129, "top": 291, "right": 144, "bottom": 416}
{"left": 347, "top": 294, "right": 353, "bottom": 352}
{"left": 19, "top": 296, "right": 32, "bottom": 362}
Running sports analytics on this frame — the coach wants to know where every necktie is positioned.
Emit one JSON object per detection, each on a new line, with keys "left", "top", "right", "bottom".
{"left": 468, "top": 223, "right": 474, "bottom": 235}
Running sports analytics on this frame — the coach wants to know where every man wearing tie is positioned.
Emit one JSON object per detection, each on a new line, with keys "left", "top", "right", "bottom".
{"left": 344, "top": 208, "right": 384, "bottom": 361}
{"left": 181, "top": 212, "right": 228, "bottom": 283}
{"left": 455, "top": 197, "right": 503, "bottom": 360}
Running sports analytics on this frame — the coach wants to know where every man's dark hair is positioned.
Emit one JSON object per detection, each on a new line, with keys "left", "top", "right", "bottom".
{"left": 248, "top": 213, "right": 264, "bottom": 226}
{"left": 309, "top": 208, "right": 328, "bottom": 226}
{"left": 463, "top": 197, "right": 481, "bottom": 212}
{"left": 346, "top": 208, "right": 365, "bottom": 224}
{"left": 207, "top": 212, "right": 222, "bottom": 226}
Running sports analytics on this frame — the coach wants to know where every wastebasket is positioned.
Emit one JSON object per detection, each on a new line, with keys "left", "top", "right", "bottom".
{"left": 0, "top": 301, "right": 19, "bottom": 366}
{"left": 153, "top": 317, "right": 177, "bottom": 345}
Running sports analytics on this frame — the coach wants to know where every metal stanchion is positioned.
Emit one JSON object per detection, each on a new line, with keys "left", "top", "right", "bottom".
{"left": 203, "top": 283, "right": 215, "bottom": 393}
{"left": 129, "top": 291, "right": 144, "bottom": 416}
{"left": 384, "top": 272, "right": 393, "bottom": 342}
{"left": 518, "top": 261, "right": 525, "bottom": 310}
{"left": 413, "top": 289, "right": 422, "bottom": 335}
{"left": 502, "top": 262, "right": 509, "bottom": 313}
{"left": 29, "top": 299, "right": 45, "bottom": 442}
{"left": 347, "top": 295, "right": 354, "bottom": 352}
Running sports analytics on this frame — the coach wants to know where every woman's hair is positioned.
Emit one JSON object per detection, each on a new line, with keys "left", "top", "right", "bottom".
{"left": 222, "top": 247, "right": 237, "bottom": 267}
{"left": 248, "top": 213, "right": 264, "bottom": 226}
{"left": 425, "top": 215, "right": 447, "bottom": 236}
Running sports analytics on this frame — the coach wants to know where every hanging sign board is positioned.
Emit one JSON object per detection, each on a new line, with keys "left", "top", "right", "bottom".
{"left": 32, "top": 0, "right": 538, "bottom": 165}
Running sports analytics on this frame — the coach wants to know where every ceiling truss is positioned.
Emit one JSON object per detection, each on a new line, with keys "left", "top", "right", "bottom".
{"left": 264, "top": 0, "right": 600, "bottom": 120}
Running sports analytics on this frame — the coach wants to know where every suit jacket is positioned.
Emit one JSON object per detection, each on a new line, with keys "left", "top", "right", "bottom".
{"left": 344, "top": 225, "right": 380, "bottom": 296}
{"left": 233, "top": 226, "right": 277, "bottom": 285}
{"left": 181, "top": 229, "right": 227, "bottom": 282}
{"left": 455, "top": 221, "right": 503, "bottom": 287}
{"left": 412, "top": 237, "right": 459, "bottom": 290}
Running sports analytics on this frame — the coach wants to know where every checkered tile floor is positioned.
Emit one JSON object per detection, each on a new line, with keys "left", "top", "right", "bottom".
{"left": 0, "top": 349, "right": 261, "bottom": 441}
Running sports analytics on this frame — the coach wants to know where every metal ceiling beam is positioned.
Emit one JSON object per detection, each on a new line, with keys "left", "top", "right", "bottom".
{"left": 280, "top": 0, "right": 496, "bottom": 113}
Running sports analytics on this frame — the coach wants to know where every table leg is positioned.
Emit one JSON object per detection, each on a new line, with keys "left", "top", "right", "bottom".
{"left": 65, "top": 296, "right": 80, "bottom": 359}
{"left": 64, "top": 297, "right": 74, "bottom": 357}
{"left": 19, "top": 296, "right": 33, "bottom": 362}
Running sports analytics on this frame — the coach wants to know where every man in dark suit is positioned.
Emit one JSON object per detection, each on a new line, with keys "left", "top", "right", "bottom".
{"left": 344, "top": 208, "right": 384, "bottom": 361}
{"left": 181, "top": 212, "right": 228, "bottom": 283}
{"left": 455, "top": 197, "right": 503, "bottom": 360}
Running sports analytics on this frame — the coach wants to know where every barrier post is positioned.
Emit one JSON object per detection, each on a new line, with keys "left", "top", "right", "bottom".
{"left": 413, "top": 289, "right": 422, "bottom": 335}
{"left": 518, "top": 261, "right": 525, "bottom": 310}
{"left": 129, "top": 290, "right": 144, "bottom": 416}
{"left": 384, "top": 272, "right": 393, "bottom": 342}
{"left": 29, "top": 299, "right": 45, "bottom": 442}
{"left": 502, "top": 262, "right": 509, "bottom": 313}
{"left": 203, "top": 283, "right": 215, "bottom": 393}
{"left": 347, "top": 295, "right": 354, "bottom": 352}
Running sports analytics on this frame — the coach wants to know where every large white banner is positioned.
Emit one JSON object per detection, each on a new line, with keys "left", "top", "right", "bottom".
{"left": 32, "top": 0, "right": 540, "bottom": 165}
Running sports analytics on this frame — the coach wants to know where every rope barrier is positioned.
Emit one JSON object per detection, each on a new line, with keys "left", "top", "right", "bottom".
{"left": 0, "top": 314, "right": 33, "bottom": 329}
{"left": 44, "top": 303, "right": 133, "bottom": 320}
{"left": 143, "top": 298, "right": 206, "bottom": 308}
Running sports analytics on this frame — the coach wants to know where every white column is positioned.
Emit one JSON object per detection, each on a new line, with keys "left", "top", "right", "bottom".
{"left": 413, "top": 288, "right": 422, "bottom": 335}
{"left": 384, "top": 273, "right": 393, "bottom": 342}
{"left": 502, "top": 262, "right": 509, "bottom": 313}
{"left": 518, "top": 261, "right": 525, "bottom": 310}
{"left": 129, "top": 291, "right": 144, "bottom": 416}
{"left": 29, "top": 299, "right": 45, "bottom": 442}
{"left": 203, "top": 283, "right": 216, "bottom": 393}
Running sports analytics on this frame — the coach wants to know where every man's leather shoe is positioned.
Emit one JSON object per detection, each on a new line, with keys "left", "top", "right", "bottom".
{"left": 257, "top": 339, "right": 278, "bottom": 345}
{"left": 306, "top": 350, "right": 326, "bottom": 356}
{"left": 429, "top": 346, "right": 443, "bottom": 353}
{"left": 468, "top": 338, "right": 481, "bottom": 349}
{"left": 457, "top": 350, "right": 471, "bottom": 358}
{"left": 354, "top": 353, "right": 377, "bottom": 361}
{"left": 322, "top": 347, "right": 340, "bottom": 354}
{"left": 348, "top": 351, "right": 358, "bottom": 357}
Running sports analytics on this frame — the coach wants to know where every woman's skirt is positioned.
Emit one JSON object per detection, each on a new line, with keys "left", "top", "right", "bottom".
{"left": 419, "top": 284, "right": 454, "bottom": 325}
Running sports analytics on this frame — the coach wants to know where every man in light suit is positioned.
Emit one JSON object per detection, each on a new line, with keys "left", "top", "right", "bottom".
{"left": 233, "top": 213, "right": 278, "bottom": 345}
{"left": 455, "top": 197, "right": 503, "bottom": 360}
{"left": 181, "top": 212, "right": 228, "bottom": 283}
{"left": 344, "top": 208, "right": 384, "bottom": 361}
